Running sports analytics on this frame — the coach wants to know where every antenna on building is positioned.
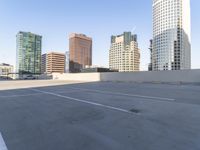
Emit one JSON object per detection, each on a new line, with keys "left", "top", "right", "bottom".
{"left": 131, "top": 26, "right": 137, "bottom": 34}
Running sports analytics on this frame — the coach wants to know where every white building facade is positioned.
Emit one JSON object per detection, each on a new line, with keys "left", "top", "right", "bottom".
{"left": 65, "top": 51, "right": 70, "bottom": 73}
{"left": 0, "top": 63, "right": 14, "bottom": 79}
{"left": 152, "top": 0, "right": 191, "bottom": 70}
{"left": 109, "top": 32, "right": 140, "bottom": 72}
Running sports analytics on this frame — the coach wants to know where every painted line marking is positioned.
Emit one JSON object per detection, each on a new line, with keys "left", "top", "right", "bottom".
{"left": 64, "top": 87, "right": 176, "bottom": 101}
{"left": 56, "top": 89, "right": 88, "bottom": 94}
{"left": 0, "top": 133, "right": 8, "bottom": 150}
{"left": 31, "top": 89, "right": 132, "bottom": 114}
{"left": 0, "top": 93, "right": 44, "bottom": 98}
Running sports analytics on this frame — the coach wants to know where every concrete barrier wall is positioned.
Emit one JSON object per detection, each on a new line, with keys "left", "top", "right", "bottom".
{"left": 100, "top": 70, "right": 200, "bottom": 83}
{"left": 52, "top": 73, "right": 100, "bottom": 82}
{"left": 52, "top": 69, "right": 200, "bottom": 83}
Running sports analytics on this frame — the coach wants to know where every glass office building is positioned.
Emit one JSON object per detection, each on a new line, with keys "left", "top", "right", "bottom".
{"left": 16, "top": 32, "right": 42, "bottom": 75}
{"left": 152, "top": 0, "right": 191, "bottom": 70}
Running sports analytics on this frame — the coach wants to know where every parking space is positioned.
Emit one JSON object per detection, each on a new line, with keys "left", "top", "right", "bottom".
{"left": 0, "top": 81, "right": 200, "bottom": 150}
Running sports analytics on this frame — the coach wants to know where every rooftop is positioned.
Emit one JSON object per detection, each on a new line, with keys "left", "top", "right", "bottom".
{"left": 0, "top": 80, "right": 200, "bottom": 150}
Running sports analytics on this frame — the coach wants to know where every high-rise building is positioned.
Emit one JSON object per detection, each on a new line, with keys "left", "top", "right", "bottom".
{"left": 148, "top": 39, "right": 153, "bottom": 71}
{"left": 16, "top": 31, "right": 42, "bottom": 74}
{"left": 46, "top": 52, "right": 65, "bottom": 74}
{"left": 109, "top": 32, "right": 140, "bottom": 72}
{"left": 69, "top": 33, "right": 92, "bottom": 73}
{"left": 152, "top": 0, "right": 191, "bottom": 70}
{"left": 65, "top": 51, "right": 70, "bottom": 73}
{"left": 41, "top": 54, "right": 47, "bottom": 74}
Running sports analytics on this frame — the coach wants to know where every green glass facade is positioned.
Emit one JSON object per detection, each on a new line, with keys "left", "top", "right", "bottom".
{"left": 16, "top": 32, "right": 42, "bottom": 74}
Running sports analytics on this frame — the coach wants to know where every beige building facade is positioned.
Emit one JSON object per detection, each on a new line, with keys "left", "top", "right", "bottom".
{"left": 46, "top": 52, "right": 65, "bottom": 74}
{"left": 0, "top": 63, "right": 14, "bottom": 79}
{"left": 109, "top": 32, "right": 140, "bottom": 72}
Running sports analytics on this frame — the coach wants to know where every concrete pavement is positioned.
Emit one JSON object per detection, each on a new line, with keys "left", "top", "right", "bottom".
{"left": 0, "top": 81, "right": 200, "bottom": 150}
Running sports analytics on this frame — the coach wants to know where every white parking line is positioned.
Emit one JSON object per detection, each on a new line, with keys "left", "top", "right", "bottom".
{"left": 0, "top": 93, "right": 44, "bottom": 98}
{"left": 56, "top": 89, "right": 88, "bottom": 94}
{"left": 31, "top": 89, "right": 132, "bottom": 114}
{"left": 0, "top": 133, "right": 8, "bottom": 150}
{"left": 65, "top": 87, "right": 176, "bottom": 101}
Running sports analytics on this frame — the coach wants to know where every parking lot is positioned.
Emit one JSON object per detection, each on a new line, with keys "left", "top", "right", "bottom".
{"left": 0, "top": 80, "right": 200, "bottom": 150}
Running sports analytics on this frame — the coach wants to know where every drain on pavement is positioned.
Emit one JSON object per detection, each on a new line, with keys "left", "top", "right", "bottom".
{"left": 130, "top": 108, "right": 140, "bottom": 113}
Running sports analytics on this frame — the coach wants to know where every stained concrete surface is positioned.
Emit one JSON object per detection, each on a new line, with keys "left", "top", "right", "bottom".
{"left": 0, "top": 81, "right": 200, "bottom": 150}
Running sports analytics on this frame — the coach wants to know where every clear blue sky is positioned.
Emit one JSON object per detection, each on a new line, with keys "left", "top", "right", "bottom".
{"left": 0, "top": 0, "right": 199, "bottom": 70}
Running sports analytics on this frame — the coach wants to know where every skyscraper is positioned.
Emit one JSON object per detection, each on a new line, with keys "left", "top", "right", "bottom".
{"left": 16, "top": 31, "right": 42, "bottom": 74}
{"left": 152, "top": 0, "right": 191, "bottom": 71}
{"left": 69, "top": 33, "right": 92, "bottom": 73}
{"left": 148, "top": 39, "right": 153, "bottom": 71}
{"left": 41, "top": 54, "right": 47, "bottom": 74}
{"left": 109, "top": 32, "right": 140, "bottom": 72}
{"left": 65, "top": 51, "right": 70, "bottom": 73}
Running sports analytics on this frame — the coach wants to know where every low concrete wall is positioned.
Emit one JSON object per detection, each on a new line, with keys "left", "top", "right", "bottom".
{"left": 52, "top": 69, "right": 200, "bottom": 83}
{"left": 100, "top": 70, "right": 200, "bottom": 83}
{"left": 52, "top": 73, "right": 100, "bottom": 82}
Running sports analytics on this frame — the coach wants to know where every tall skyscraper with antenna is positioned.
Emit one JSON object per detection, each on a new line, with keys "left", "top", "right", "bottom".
{"left": 152, "top": 0, "right": 191, "bottom": 70}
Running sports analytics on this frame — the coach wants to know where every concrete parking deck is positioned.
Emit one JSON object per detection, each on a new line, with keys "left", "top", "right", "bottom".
{"left": 0, "top": 80, "right": 200, "bottom": 150}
